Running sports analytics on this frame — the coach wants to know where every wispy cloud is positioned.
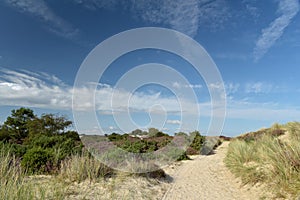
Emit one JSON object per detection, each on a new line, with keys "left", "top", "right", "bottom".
{"left": 242, "top": 0, "right": 260, "bottom": 21}
{"left": 0, "top": 68, "right": 200, "bottom": 115}
{"left": 253, "top": 0, "right": 300, "bottom": 61}
{"left": 4, "top": 0, "right": 79, "bottom": 39}
{"left": 134, "top": 0, "right": 231, "bottom": 36}
{"left": 74, "top": 0, "right": 230, "bottom": 37}
{"left": 245, "top": 82, "right": 273, "bottom": 94}
{"left": 166, "top": 120, "right": 181, "bottom": 125}
{"left": 0, "top": 68, "right": 71, "bottom": 109}
{"left": 214, "top": 52, "right": 249, "bottom": 60}
{"left": 172, "top": 82, "right": 202, "bottom": 89}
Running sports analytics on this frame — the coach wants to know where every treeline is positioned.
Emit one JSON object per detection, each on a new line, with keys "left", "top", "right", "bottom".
{"left": 0, "top": 107, "right": 214, "bottom": 174}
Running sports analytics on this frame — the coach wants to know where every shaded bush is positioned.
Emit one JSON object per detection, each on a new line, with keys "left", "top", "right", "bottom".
{"left": 186, "top": 146, "right": 199, "bottom": 155}
{"left": 21, "top": 147, "right": 54, "bottom": 174}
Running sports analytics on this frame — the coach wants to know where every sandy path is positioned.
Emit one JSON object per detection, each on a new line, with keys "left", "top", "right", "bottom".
{"left": 162, "top": 142, "right": 263, "bottom": 200}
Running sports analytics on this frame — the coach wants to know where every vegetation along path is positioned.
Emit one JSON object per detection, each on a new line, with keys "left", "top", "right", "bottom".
{"left": 162, "top": 142, "right": 262, "bottom": 200}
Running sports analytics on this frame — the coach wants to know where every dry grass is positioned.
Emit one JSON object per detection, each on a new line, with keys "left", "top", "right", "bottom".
{"left": 225, "top": 123, "right": 300, "bottom": 198}
{"left": 58, "top": 154, "right": 113, "bottom": 183}
{"left": 0, "top": 146, "right": 168, "bottom": 200}
{"left": 0, "top": 149, "right": 66, "bottom": 200}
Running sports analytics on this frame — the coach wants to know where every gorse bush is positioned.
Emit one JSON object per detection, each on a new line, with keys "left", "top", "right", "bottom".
{"left": 225, "top": 123, "right": 300, "bottom": 198}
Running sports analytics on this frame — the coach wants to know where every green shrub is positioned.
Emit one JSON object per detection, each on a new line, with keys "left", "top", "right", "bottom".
{"left": 189, "top": 131, "right": 205, "bottom": 151}
{"left": 21, "top": 147, "right": 54, "bottom": 174}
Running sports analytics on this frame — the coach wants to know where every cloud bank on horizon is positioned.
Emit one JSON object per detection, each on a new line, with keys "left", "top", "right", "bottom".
{"left": 1, "top": 68, "right": 299, "bottom": 123}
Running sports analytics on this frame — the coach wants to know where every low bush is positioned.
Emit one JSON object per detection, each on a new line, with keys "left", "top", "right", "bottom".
{"left": 21, "top": 147, "right": 54, "bottom": 174}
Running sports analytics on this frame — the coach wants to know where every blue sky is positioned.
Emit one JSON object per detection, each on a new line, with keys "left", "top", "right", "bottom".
{"left": 0, "top": 0, "right": 300, "bottom": 136}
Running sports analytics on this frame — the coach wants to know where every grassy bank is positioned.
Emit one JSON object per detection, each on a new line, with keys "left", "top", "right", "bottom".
{"left": 0, "top": 147, "right": 169, "bottom": 200}
{"left": 225, "top": 122, "right": 300, "bottom": 198}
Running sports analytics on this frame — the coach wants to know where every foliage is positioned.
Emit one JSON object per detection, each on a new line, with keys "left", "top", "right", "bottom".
{"left": 107, "top": 132, "right": 128, "bottom": 141}
{"left": 2, "top": 107, "right": 35, "bottom": 142}
{"left": 107, "top": 130, "right": 208, "bottom": 158}
{"left": 189, "top": 131, "right": 205, "bottom": 152}
{"left": 21, "top": 147, "right": 54, "bottom": 174}
{"left": 108, "top": 131, "right": 173, "bottom": 154}
{"left": 0, "top": 107, "right": 83, "bottom": 174}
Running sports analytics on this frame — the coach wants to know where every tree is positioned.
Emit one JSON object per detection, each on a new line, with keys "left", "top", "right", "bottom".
{"left": 148, "top": 128, "right": 159, "bottom": 137}
{"left": 0, "top": 126, "right": 10, "bottom": 142}
{"left": 3, "top": 108, "right": 35, "bottom": 141}
{"left": 27, "top": 114, "right": 72, "bottom": 137}
{"left": 130, "top": 129, "right": 143, "bottom": 135}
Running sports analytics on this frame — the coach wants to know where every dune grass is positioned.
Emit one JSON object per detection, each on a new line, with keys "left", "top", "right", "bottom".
{"left": 0, "top": 147, "right": 68, "bottom": 200}
{"left": 58, "top": 153, "right": 113, "bottom": 183}
{"left": 0, "top": 145, "right": 168, "bottom": 199}
{"left": 225, "top": 123, "right": 300, "bottom": 198}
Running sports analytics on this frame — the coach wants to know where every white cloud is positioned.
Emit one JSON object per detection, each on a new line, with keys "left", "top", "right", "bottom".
{"left": 214, "top": 52, "right": 249, "bottom": 60}
{"left": 172, "top": 82, "right": 202, "bottom": 89}
{"left": 245, "top": 82, "right": 273, "bottom": 94}
{"left": 2, "top": 68, "right": 299, "bottom": 126}
{"left": 226, "top": 83, "right": 240, "bottom": 94}
{"left": 4, "top": 0, "right": 79, "bottom": 39}
{"left": 166, "top": 120, "right": 181, "bottom": 125}
{"left": 253, "top": 0, "right": 300, "bottom": 61}
{"left": 0, "top": 68, "right": 71, "bottom": 109}
{"left": 0, "top": 68, "right": 201, "bottom": 115}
